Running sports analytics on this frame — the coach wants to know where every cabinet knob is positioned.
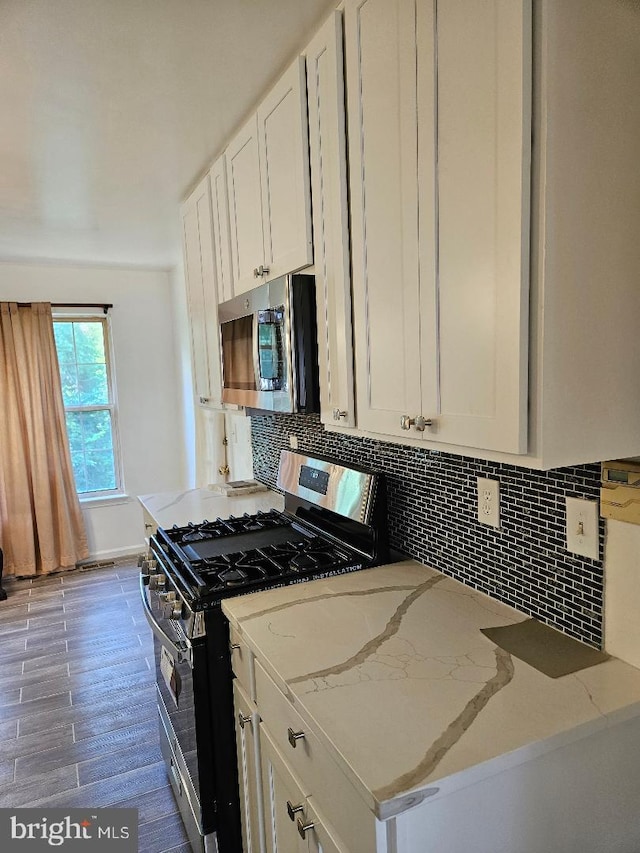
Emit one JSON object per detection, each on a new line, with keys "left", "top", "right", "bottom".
{"left": 199, "top": 396, "right": 210, "bottom": 405}
{"left": 332, "top": 409, "right": 348, "bottom": 420}
{"left": 287, "top": 727, "right": 305, "bottom": 748}
{"left": 229, "top": 643, "right": 240, "bottom": 653}
{"left": 297, "top": 818, "right": 315, "bottom": 840}
{"left": 286, "top": 801, "right": 304, "bottom": 821}
{"left": 238, "top": 712, "right": 252, "bottom": 729}
{"left": 400, "top": 414, "right": 433, "bottom": 431}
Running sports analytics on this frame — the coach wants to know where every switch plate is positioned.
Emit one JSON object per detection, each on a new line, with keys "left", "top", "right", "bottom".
{"left": 565, "top": 497, "right": 599, "bottom": 560}
{"left": 477, "top": 477, "right": 500, "bottom": 528}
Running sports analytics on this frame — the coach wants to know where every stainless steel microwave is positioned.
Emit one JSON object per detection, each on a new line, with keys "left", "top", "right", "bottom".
{"left": 218, "top": 274, "right": 319, "bottom": 413}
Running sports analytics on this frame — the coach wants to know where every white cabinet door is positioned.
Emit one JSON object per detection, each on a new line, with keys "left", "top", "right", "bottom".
{"left": 210, "top": 154, "right": 235, "bottom": 304}
{"left": 180, "top": 174, "right": 223, "bottom": 408}
{"left": 260, "top": 727, "right": 308, "bottom": 853}
{"left": 345, "top": 0, "right": 422, "bottom": 438}
{"left": 347, "top": 0, "right": 530, "bottom": 452}
{"left": 258, "top": 56, "right": 313, "bottom": 281}
{"left": 306, "top": 12, "right": 355, "bottom": 430}
{"left": 226, "top": 115, "right": 265, "bottom": 295}
{"left": 304, "top": 799, "right": 349, "bottom": 853}
{"left": 234, "top": 680, "right": 265, "bottom": 853}
{"left": 428, "top": 0, "right": 530, "bottom": 453}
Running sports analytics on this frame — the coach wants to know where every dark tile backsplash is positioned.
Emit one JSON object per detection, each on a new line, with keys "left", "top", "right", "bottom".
{"left": 251, "top": 413, "right": 604, "bottom": 648}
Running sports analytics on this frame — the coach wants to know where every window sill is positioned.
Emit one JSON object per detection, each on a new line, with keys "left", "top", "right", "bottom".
{"left": 79, "top": 493, "right": 130, "bottom": 508}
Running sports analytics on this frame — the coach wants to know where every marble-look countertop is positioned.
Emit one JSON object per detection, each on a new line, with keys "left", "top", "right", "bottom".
{"left": 137, "top": 487, "right": 284, "bottom": 529}
{"left": 222, "top": 561, "right": 640, "bottom": 820}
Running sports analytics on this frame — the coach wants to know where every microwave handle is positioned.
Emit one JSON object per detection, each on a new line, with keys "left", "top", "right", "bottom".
{"left": 139, "top": 575, "right": 193, "bottom": 668}
{"left": 252, "top": 311, "right": 261, "bottom": 388}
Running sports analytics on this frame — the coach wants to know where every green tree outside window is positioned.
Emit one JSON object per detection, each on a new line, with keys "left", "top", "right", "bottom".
{"left": 53, "top": 319, "right": 120, "bottom": 496}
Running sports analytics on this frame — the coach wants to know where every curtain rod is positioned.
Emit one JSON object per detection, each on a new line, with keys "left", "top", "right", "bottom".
{"left": 16, "top": 302, "right": 113, "bottom": 315}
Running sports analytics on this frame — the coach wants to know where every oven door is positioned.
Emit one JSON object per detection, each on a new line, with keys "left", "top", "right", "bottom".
{"left": 140, "top": 576, "right": 216, "bottom": 834}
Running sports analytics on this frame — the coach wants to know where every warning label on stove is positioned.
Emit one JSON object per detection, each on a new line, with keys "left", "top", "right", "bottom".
{"left": 160, "top": 646, "right": 181, "bottom": 707}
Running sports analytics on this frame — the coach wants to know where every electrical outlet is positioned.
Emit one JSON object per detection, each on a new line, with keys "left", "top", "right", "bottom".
{"left": 477, "top": 477, "right": 500, "bottom": 528}
{"left": 289, "top": 435, "right": 298, "bottom": 450}
{"left": 565, "top": 497, "right": 599, "bottom": 560}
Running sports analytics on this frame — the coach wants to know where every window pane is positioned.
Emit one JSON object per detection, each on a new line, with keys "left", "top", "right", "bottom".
{"left": 74, "top": 322, "right": 106, "bottom": 365}
{"left": 85, "top": 450, "right": 117, "bottom": 492}
{"left": 77, "top": 363, "right": 108, "bottom": 405}
{"left": 54, "top": 318, "right": 119, "bottom": 496}
{"left": 70, "top": 452, "right": 89, "bottom": 493}
{"left": 60, "top": 364, "right": 80, "bottom": 407}
{"left": 53, "top": 323, "right": 75, "bottom": 364}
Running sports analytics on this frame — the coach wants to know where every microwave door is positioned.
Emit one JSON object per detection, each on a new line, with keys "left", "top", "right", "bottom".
{"left": 256, "top": 308, "right": 287, "bottom": 394}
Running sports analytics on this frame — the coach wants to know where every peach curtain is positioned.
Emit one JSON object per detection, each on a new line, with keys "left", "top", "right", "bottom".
{"left": 0, "top": 302, "right": 89, "bottom": 577}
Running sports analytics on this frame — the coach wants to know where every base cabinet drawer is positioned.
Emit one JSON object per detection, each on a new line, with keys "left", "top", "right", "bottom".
{"left": 255, "top": 661, "right": 376, "bottom": 853}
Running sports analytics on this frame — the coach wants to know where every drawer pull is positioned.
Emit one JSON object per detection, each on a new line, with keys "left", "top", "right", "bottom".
{"left": 286, "top": 801, "right": 304, "bottom": 821}
{"left": 297, "top": 818, "right": 315, "bottom": 839}
{"left": 287, "top": 727, "right": 305, "bottom": 748}
{"left": 229, "top": 643, "right": 241, "bottom": 653}
{"left": 238, "top": 712, "right": 252, "bottom": 729}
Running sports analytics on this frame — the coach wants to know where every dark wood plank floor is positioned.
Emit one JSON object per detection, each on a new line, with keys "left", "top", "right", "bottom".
{"left": 0, "top": 560, "right": 191, "bottom": 853}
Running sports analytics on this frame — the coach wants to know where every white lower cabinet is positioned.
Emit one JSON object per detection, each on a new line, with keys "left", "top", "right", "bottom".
{"left": 233, "top": 680, "right": 265, "bottom": 853}
{"left": 260, "top": 727, "right": 345, "bottom": 853}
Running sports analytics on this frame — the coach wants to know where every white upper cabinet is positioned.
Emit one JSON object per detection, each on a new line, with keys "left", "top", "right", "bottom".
{"left": 226, "top": 58, "right": 313, "bottom": 295}
{"left": 226, "top": 116, "right": 265, "bottom": 296}
{"left": 431, "top": 0, "right": 530, "bottom": 453}
{"left": 345, "top": 0, "right": 426, "bottom": 440}
{"left": 258, "top": 57, "right": 313, "bottom": 281}
{"left": 180, "top": 174, "right": 223, "bottom": 408}
{"left": 346, "top": 0, "right": 530, "bottom": 453}
{"left": 305, "top": 11, "right": 355, "bottom": 429}
{"left": 209, "top": 154, "right": 235, "bottom": 304}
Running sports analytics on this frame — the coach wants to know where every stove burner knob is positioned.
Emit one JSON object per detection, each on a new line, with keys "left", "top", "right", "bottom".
{"left": 149, "top": 573, "right": 166, "bottom": 590}
{"left": 141, "top": 559, "right": 158, "bottom": 577}
{"left": 169, "top": 602, "right": 183, "bottom": 620}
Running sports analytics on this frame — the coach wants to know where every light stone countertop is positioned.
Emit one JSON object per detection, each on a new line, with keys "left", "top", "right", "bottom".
{"left": 137, "top": 487, "right": 284, "bottom": 530}
{"left": 222, "top": 560, "right": 640, "bottom": 820}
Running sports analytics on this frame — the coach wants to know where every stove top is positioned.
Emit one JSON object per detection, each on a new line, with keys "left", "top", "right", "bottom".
{"left": 148, "top": 452, "right": 389, "bottom": 605}
{"left": 154, "top": 510, "right": 366, "bottom": 600}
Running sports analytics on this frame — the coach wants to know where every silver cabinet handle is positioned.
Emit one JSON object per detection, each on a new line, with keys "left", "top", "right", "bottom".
{"left": 297, "top": 818, "right": 315, "bottom": 839}
{"left": 286, "top": 801, "right": 304, "bottom": 821}
{"left": 253, "top": 267, "right": 261, "bottom": 278}
{"left": 400, "top": 414, "right": 433, "bottom": 431}
{"left": 287, "top": 727, "right": 305, "bottom": 748}
{"left": 200, "top": 396, "right": 210, "bottom": 404}
{"left": 254, "top": 264, "right": 270, "bottom": 277}
{"left": 229, "top": 643, "right": 240, "bottom": 653}
{"left": 238, "top": 712, "right": 252, "bottom": 729}
{"left": 332, "top": 409, "right": 347, "bottom": 420}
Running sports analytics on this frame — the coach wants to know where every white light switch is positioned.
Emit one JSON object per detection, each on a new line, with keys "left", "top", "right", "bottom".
{"left": 565, "top": 497, "right": 599, "bottom": 560}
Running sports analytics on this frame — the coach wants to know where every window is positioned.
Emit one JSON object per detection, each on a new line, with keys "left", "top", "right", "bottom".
{"left": 53, "top": 317, "right": 122, "bottom": 498}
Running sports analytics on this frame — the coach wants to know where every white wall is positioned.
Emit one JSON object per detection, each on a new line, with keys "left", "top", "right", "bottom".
{"left": 0, "top": 259, "right": 190, "bottom": 559}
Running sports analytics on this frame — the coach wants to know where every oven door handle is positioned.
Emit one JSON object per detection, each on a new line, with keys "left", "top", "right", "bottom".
{"left": 139, "top": 575, "right": 193, "bottom": 668}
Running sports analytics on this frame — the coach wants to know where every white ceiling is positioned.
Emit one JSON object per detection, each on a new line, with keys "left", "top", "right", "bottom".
{"left": 0, "top": 0, "right": 338, "bottom": 268}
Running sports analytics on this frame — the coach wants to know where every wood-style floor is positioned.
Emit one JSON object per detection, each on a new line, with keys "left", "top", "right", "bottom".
{"left": 0, "top": 560, "right": 190, "bottom": 853}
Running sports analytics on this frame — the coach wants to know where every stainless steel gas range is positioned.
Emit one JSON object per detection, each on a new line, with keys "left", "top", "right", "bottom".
{"left": 140, "top": 450, "right": 391, "bottom": 853}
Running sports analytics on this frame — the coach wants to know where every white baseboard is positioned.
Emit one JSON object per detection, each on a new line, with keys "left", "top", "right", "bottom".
{"left": 83, "top": 544, "right": 145, "bottom": 563}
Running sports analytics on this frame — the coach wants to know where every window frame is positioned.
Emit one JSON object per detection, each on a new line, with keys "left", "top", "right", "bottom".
{"left": 53, "top": 311, "right": 125, "bottom": 502}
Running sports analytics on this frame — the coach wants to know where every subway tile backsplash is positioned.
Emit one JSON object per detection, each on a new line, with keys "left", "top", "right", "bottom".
{"left": 251, "top": 414, "right": 604, "bottom": 648}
